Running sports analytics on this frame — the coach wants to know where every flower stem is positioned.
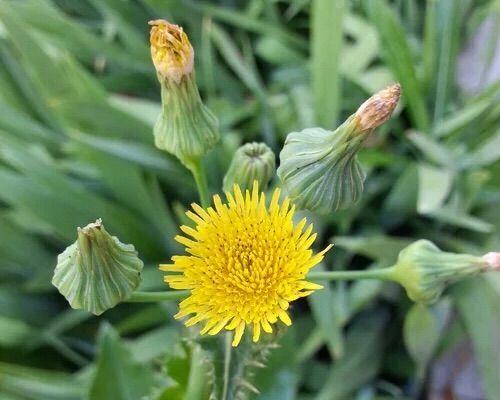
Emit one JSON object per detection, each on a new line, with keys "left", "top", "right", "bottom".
{"left": 221, "top": 332, "right": 232, "bottom": 400}
{"left": 127, "top": 269, "right": 396, "bottom": 304}
{"left": 126, "top": 290, "right": 189, "bottom": 302}
{"left": 186, "top": 157, "right": 210, "bottom": 208}
{"left": 308, "top": 267, "right": 396, "bottom": 282}
{"left": 186, "top": 344, "right": 207, "bottom": 400}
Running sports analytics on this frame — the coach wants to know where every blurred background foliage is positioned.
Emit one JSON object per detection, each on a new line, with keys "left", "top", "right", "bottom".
{"left": 0, "top": 0, "right": 499, "bottom": 399}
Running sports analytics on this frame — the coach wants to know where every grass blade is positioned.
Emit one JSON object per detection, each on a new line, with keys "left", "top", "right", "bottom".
{"left": 311, "top": 0, "right": 345, "bottom": 128}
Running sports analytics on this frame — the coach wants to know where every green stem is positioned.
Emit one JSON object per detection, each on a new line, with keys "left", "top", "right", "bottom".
{"left": 221, "top": 332, "right": 232, "bottom": 400}
{"left": 127, "top": 268, "right": 397, "bottom": 304}
{"left": 308, "top": 267, "right": 396, "bottom": 282}
{"left": 186, "top": 344, "right": 207, "bottom": 400}
{"left": 186, "top": 158, "right": 210, "bottom": 207}
{"left": 126, "top": 290, "right": 189, "bottom": 302}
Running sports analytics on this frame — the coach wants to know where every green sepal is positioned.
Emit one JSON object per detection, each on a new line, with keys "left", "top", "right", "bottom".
{"left": 223, "top": 142, "right": 276, "bottom": 192}
{"left": 391, "top": 240, "right": 488, "bottom": 304}
{"left": 154, "top": 73, "right": 219, "bottom": 166}
{"left": 52, "top": 220, "right": 144, "bottom": 315}
{"left": 277, "top": 116, "right": 366, "bottom": 213}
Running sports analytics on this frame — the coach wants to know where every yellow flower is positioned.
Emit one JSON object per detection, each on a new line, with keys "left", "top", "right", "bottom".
{"left": 149, "top": 19, "right": 194, "bottom": 83}
{"left": 161, "top": 182, "right": 332, "bottom": 346}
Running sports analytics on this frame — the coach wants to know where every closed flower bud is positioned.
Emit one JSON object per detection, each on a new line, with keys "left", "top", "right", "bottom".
{"left": 390, "top": 240, "right": 492, "bottom": 304}
{"left": 223, "top": 142, "right": 276, "bottom": 192}
{"left": 52, "top": 219, "right": 143, "bottom": 315}
{"left": 149, "top": 20, "right": 219, "bottom": 166}
{"left": 355, "top": 84, "right": 401, "bottom": 131}
{"left": 277, "top": 84, "right": 400, "bottom": 213}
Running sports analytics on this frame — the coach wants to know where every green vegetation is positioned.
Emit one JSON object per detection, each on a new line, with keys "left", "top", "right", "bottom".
{"left": 0, "top": 0, "right": 499, "bottom": 399}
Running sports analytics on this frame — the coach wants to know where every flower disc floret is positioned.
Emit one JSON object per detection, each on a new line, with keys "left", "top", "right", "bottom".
{"left": 161, "top": 182, "right": 331, "bottom": 346}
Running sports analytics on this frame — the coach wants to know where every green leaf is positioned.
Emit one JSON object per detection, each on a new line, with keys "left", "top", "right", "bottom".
{"left": 403, "top": 304, "right": 441, "bottom": 373}
{"left": 433, "top": 98, "right": 492, "bottom": 138}
{"left": 0, "top": 316, "right": 32, "bottom": 347}
{"left": 464, "top": 130, "right": 500, "bottom": 168}
{"left": 429, "top": 0, "right": 461, "bottom": 123}
{"left": 311, "top": 0, "right": 345, "bottom": 128}
{"left": 407, "top": 131, "right": 456, "bottom": 168}
{"left": 308, "top": 265, "right": 345, "bottom": 359}
{"left": 334, "top": 235, "right": 413, "bottom": 264}
{"left": 382, "top": 164, "right": 418, "bottom": 227}
{"left": 191, "top": 2, "right": 307, "bottom": 50}
{"left": 89, "top": 324, "right": 155, "bottom": 400}
{"left": 0, "top": 362, "right": 85, "bottom": 400}
{"left": 314, "top": 314, "right": 387, "bottom": 400}
{"left": 453, "top": 278, "right": 500, "bottom": 400}
{"left": 417, "top": 163, "right": 454, "bottom": 214}
{"left": 365, "top": 0, "right": 429, "bottom": 131}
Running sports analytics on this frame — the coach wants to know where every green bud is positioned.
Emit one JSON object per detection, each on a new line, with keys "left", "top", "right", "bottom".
{"left": 149, "top": 20, "right": 219, "bottom": 166}
{"left": 223, "top": 142, "right": 276, "bottom": 192}
{"left": 390, "top": 240, "right": 492, "bottom": 304}
{"left": 277, "top": 84, "right": 400, "bottom": 213}
{"left": 52, "top": 220, "right": 143, "bottom": 315}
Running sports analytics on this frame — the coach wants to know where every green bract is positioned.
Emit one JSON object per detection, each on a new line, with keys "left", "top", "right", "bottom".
{"left": 223, "top": 142, "right": 276, "bottom": 192}
{"left": 155, "top": 75, "right": 219, "bottom": 166}
{"left": 277, "top": 118, "right": 365, "bottom": 213}
{"left": 391, "top": 240, "right": 489, "bottom": 304}
{"left": 52, "top": 220, "right": 144, "bottom": 315}
{"left": 278, "top": 84, "right": 400, "bottom": 213}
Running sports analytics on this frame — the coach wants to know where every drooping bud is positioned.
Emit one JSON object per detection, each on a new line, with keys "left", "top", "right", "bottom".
{"left": 277, "top": 84, "right": 400, "bottom": 213}
{"left": 223, "top": 142, "right": 276, "bottom": 192}
{"left": 390, "top": 240, "right": 492, "bottom": 304}
{"left": 52, "top": 219, "right": 143, "bottom": 315}
{"left": 149, "top": 20, "right": 219, "bottom": 166}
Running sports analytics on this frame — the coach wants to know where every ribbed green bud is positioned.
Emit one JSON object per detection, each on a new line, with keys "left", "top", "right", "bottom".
{"left": 277, "top": 84, "right": 400, "bottom": 213}
{"left": 223, "top": 142, "right": 276, "bottom": 192}
{"left": 52, "top": 219, "right": 143, "bottom": 315}
{"left": 149, "top": 20, "right": 219, "bottom": 166}
{"left": 390, "top": 240, "right": 492, "bottom": 304}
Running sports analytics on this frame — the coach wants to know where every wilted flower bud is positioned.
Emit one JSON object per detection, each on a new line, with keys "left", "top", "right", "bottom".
{"left": 390, "top": 240, "right": 493, "bottom": 304}
{"left": 149, "top": 20, "right": 219, "bottom": 166}
{"left": 52, "top": 219, "right": 143, "bottom": 315}
{"left": 355, "top": 84, "right": 401, "bottom": 131}
{"left": 277, "top": 84, "right": 400, "bottom": 213}
{"left": 223, "top": 142, "right": 276, "bottom": 192}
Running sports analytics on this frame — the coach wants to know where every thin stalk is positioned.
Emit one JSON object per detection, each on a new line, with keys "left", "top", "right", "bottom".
{"left": 186, "top": 158, "right": 210, "bottom": 208}
{"left": 127, "top": 269, "right": 397, "bottom": 304}
{"left": 186, "top": 344, "right": 207, "bottom": 400}
{"left": 126, "top": 290, "right": 189, "bottom": 302}
{"left": 221, "top": 332, "right": 232, "bottom": 400}
{"left": 308, "top": 267, "right": 397, "bottom": 282}
{"left": 311, "top": 0, "right": 345, "bottom": 128}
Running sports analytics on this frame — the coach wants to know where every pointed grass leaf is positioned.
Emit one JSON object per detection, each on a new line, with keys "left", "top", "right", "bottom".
{"left": 89, "top": 324, "right": 155, "bottom": 400}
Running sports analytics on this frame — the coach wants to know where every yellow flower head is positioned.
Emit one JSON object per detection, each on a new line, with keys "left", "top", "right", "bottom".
{"left": 161, "top": 183, "right": 332, "bottom": 346}
{"left": 149, "top": 19, "right": 194, "bottom": 83}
